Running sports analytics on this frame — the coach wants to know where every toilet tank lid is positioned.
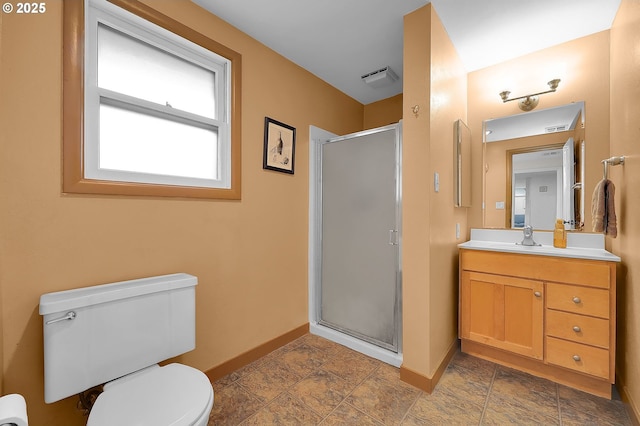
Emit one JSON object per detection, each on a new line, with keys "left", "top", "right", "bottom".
{"left": 39, "top": 273, "right": 197, "bottom": 315}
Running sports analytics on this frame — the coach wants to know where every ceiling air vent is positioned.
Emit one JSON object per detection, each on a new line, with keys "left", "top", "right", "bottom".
{"left": 361, "top": 66, "right": 399, "bottom": 88}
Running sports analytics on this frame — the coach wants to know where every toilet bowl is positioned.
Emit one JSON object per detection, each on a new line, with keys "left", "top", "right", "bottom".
{"left": 39, "top": 274, "right": 214, "bottom": 425}
{"left": 88, "top": 364, "right": 213, "bottom": 426}
{"left": 0, "top": 394, "right": 28, "bottom": 426}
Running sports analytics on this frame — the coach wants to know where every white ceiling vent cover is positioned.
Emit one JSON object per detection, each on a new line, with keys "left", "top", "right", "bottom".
{"left": 361, "top": 66, "right": 399, "bottom": 88}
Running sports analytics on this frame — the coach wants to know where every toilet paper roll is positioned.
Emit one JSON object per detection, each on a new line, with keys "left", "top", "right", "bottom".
{"left": 0, "top": 394, "right": 28, "bottom": 426}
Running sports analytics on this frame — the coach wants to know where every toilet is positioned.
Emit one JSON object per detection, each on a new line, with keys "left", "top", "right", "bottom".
{"left": 39, "top": 273, "right": 214, "bottom": 425}
{"left": 0, "top": 393, "right": 28, "bottom": 426}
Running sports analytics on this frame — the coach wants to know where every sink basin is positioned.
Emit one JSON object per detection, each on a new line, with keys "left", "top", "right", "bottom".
{"left": 459, "top": 229, "right": 620, "bottom": 262}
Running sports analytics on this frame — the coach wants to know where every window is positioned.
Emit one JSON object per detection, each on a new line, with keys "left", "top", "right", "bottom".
{"left": 63, "top": 0, "right": 241, "bottom": 199}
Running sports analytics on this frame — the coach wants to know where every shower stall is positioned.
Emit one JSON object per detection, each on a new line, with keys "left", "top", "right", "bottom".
{"left": 309, "top": 123, "right": 402, "bottom": 366}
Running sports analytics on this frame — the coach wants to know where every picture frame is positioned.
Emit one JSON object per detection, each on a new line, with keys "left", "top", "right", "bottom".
{"left": 263, "top": 117, "right": 296, "bottom": 174}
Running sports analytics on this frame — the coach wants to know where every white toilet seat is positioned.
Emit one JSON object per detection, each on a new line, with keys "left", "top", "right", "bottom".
{"left": 87, "top": 363, "right": 214, "bottom": 426}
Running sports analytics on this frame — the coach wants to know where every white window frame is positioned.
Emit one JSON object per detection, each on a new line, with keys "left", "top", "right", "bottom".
{"left": 84, "top": 0, "right": 232, "bottom": 190}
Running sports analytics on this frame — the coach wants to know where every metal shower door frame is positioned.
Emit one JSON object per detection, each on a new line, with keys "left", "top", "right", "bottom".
{"left": 315, "top": 123, "right": 402, "bottom": 353}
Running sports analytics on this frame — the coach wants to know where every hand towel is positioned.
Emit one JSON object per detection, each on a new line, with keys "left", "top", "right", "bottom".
{"left": 591, "top": 178, "right": 617, "bottom": 237}
{"left": 591, "top": 179, "right": 606, "bottom": 233}
{"left": 605, "top": 179, "right": 617, "bottom": 237}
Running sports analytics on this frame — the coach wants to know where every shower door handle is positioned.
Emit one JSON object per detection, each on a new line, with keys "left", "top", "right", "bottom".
{"left": 388, "top": 230, "right": 398, "bottom": 245}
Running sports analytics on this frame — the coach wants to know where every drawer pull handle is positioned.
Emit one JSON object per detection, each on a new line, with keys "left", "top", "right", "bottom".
{"left": 572, "top": 355, "right": 581, "bottom": 362}
{"left": 572, "top": 296, "right": 581, "bottom": 304}
{"left": 573, "top": 326, "right": 581, "bottom": 332}
{"left": 533, "top": 291, "right": 542, "bottom": 298}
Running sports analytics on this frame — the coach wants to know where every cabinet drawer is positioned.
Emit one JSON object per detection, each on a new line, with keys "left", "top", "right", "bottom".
{"left": 546, "top": 283, "right": 609, "bottom": 319}
{"left": 545, "top": 337, "right": 609, "bottom": 379}
{"left": 546, "top": 310, "right": 609, "bottom": 348}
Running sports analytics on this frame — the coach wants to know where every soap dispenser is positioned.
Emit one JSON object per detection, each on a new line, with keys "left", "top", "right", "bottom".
{"left": 553, "top": 219, "right": 567, "bottom": 248}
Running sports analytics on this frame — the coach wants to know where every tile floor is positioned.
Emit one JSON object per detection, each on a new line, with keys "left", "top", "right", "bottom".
{"left": 208, "top": 333, "right": 632, "bottom": 425}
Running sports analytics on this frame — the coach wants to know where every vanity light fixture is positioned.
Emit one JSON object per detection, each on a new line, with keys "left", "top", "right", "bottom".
{"left": 499, "top": 79, "right": 561, "bottom": 111}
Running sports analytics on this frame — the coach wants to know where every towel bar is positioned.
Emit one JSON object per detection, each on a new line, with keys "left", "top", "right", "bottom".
{"left": 602, "top": 156, "right": 625, "bottom": 179}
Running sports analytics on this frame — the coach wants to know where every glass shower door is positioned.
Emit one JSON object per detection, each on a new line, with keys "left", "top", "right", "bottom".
{"left": 319, "top": 125, "right": 400, "bottom": 352}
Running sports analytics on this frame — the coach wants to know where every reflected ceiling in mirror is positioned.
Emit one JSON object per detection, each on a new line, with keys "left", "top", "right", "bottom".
{"left": 484, "top": 102, "right": 584, "bottom": 143}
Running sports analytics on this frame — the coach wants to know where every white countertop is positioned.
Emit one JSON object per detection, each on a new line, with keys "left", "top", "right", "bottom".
{"left": 459, "top": 229, "right": 621, "bottom": 262}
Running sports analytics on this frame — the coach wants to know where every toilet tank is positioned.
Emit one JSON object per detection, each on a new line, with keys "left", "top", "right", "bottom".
{"left": 39, "top": 273, "right": 197, "bottom": 404}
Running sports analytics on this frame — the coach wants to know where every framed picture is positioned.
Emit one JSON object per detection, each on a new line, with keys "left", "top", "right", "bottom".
{"left": 263, "top": 117, "right": 296, "bottom": 174}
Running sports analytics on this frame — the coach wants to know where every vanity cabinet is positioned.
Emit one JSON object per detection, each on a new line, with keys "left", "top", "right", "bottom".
{"left": 459, "top": 248, "right": 617, "bottom": 398}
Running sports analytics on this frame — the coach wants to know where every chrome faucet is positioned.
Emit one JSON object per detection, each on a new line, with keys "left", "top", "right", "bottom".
{"left": 519, "top": 225, "right": 541, "bottom": 246}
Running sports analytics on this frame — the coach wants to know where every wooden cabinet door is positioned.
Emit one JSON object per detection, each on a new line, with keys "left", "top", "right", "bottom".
{"left": 461, "top": 271, "right": 544, "bottom": 359}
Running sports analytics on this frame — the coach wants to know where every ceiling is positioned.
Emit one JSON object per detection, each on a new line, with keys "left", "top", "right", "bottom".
{"left": 192, "top": 0, "right": 621, "bottom": 105}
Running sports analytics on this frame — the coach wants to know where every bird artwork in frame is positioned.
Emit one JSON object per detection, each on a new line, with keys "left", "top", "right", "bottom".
{"left": 263, "top": 117, "right": 296, "bottom": 174}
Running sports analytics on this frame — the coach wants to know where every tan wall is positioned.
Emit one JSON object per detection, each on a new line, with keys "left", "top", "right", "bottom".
{"left": 427, "top": 7, "right": 468, "bottom": 375}
{"left": 468, "top": 32, "right": 611, "bottom": 231}
{"left": 363, "top": 94, "right": 403, "bottom": 130}
{"left": 0, "top": 8, "right": 4, "bottom": 396}
{"left": 0, "top": 1, "right": 364, "bottom": 424}
{"left": 402, "top": 4, "right": 433, "bottom": 378}
{"left": 610, "top": 0, "right": 640, "bottom": 420}
{"left": 402, "top": 4, "right": 467, "bottom": 381}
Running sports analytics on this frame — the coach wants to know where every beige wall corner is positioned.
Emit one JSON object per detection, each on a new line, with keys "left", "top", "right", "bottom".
{"left": 427, "top": 6, "right": 468, "bottom": 377}
{"left": 0, "top": 7, "right": 4, "bottom": 396}
{"left": 364, "top": 94, "right": 403, "bottom": 130}
{"left": 400, "top": 338, "right": 458, "bottom": 393}
{"left": 610, "top": 0, "right": 640, "bottom": 422}
{"left": 402, "top": 3, "right": 433, "bottom": 379}
{"left": 402, "top": 3, "right": 467, "bottom": 383}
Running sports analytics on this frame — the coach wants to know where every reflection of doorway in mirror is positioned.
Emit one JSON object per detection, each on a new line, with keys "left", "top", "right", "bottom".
{"left": 513, "top": 187, "right": 526, "bottom": 227}
{"left": 512, "top": 169, "right": 559, "bottom": 229}
{"left": 505, "top": 139, "right": 579, "bottom": 230}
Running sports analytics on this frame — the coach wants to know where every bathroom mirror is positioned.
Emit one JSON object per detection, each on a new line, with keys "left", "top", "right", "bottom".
{"left": 483, "top": 102, "right": 585, "bottom": 230}
{"left": 455, "top": 119, "right": 471, "bottom": 207}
